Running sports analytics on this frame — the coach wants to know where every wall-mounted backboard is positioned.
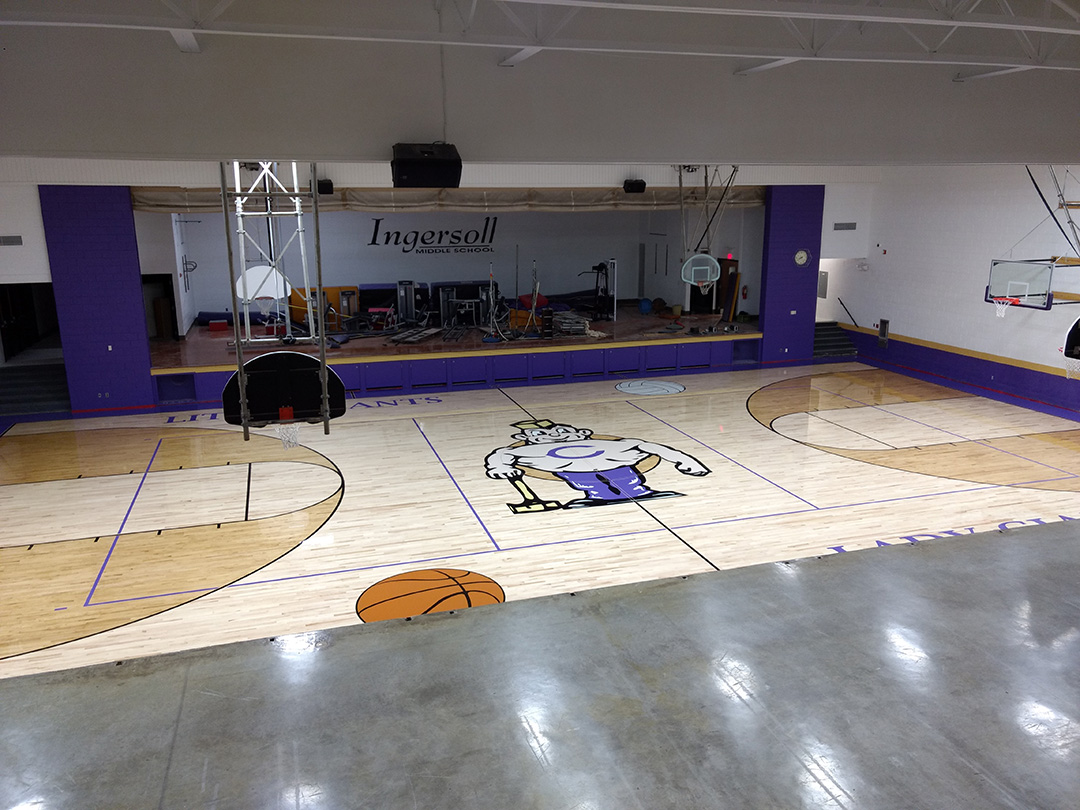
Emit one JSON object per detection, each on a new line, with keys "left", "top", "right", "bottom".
{"left": 985, "top": 260, "right": 1054, "bottom": 310}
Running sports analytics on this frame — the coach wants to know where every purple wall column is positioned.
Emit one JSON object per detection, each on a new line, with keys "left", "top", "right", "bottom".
{"left": 39, "top": 186, "right": 155, "bottom": 413}
{"left": 760, "top": 185, "right": 825, "bottom": 365}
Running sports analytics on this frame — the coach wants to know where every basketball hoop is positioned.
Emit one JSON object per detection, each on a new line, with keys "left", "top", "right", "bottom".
{"left": 681, "top": 253, "right": 721, "bottom": 291}
{"left": 993, "top": 297, "right": 1019, "bottom": 318}
{"left": 1059, "top": 347, "right": 1080, "bottom": 380}
{"left": 276, "top": 422, "right": 301, "bottom": 450}
{"left": 255, "top": 296, "right": 276, "bottom": 319}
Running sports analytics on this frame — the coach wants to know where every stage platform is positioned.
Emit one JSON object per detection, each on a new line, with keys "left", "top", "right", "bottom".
{"left": 149, "top": 306, "right": 765, "bottom": 406}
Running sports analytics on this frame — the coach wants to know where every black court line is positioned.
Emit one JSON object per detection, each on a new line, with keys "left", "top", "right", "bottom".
{"left": 498, "top": 388, "right": 536, "bottom": 420}
{"left": 806, "top": 410, "right": 898, "bottom": 450}
{"left": 497, "top": 386, "right": 719, "bottom": 570}
{"left": 244, "top": 462, "right": 252, "bottom": 522}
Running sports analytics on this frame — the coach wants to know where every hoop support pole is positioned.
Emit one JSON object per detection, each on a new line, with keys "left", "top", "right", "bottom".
{"left": 220, "top": 161, "right": 249, "bottom": 441}
{"left": 311, "top": 161, "right": 331, "bottom": 435}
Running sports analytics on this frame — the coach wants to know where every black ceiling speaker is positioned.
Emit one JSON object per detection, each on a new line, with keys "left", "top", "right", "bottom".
{"left": 317, "top": 179, "right": 334, "bottom": 195}
{"left": 392, "top": 143, "right": 462, "bottom": 189}
{"left": 623, "top": 179, "right": 647, "bottom": 193}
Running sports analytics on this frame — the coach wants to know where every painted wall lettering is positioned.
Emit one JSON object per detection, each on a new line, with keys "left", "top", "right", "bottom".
{"left": 368, "top": 217, "right": 498, "bottom": 255}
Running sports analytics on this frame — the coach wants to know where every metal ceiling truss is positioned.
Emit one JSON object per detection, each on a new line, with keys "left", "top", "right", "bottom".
{"left": 2, "top": 0, "right": 1080, "bottom": 78}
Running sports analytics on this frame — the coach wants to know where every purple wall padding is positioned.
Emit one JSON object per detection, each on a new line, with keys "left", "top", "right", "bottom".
{"left": 39, "top": 186, "right": 155, "bottom": 413}
{"left": 847, "top": 329, "right": 1080, "bottom": 420}
{"left": 760, "top": 186, "right": 825, "bottom": 365}
{"left": 174, "top": 336, "right": 765, "bottom": 404}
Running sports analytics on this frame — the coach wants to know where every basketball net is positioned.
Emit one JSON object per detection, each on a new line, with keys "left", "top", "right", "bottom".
{"left": 276, "top": 422, "right": 301, "bottom": 450}
{"left": 697, "top": 280, "right": 715, "bottom": 296}
{"left": 1060, "top": 347, "right": 1080, "bottom": 380}
{"left": 254, "top": 298, "right": 276, "bottom": 319}
{"left": 993, "top": 297, "right": 1018, "bottom": 318}
{"left": 276, "top": 404, "right": 300, "bottom": 449}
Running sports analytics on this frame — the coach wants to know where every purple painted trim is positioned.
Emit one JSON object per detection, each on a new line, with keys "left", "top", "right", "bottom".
{"left": 411, "top": 417, "right": 500, "bottom": 549}
{"left": 84, "top": 439, "right": 163, "bottom": 606}
{"left": 625, "top": 400, "right": 819, "bottom": 508}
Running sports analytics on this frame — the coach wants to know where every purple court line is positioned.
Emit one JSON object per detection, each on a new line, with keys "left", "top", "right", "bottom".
{"left": 811, "top": 383, "right": 1080, "bottom": 480}
{"left": 91, "top": 472, "right": 1061, "bottom": 604}
{"left": 83, "top": 389, "right": 1080, "bottom": 605}
{"left": 411, "top": 417, "right": 500, "bottom": 550}
{"left": 624, "top": 400, "right": 819, "bottom": 509}
{"left": 89, "top": 524, "right": 683, "bottom": 604}
{"left": 84, "top": 438, "right": 163, "bottom": 607}
{"left": 673, "top": 482, "right": 1002, "bottom": 531}
{"left": 88, "top": 585, "right": 217, "bottom": 605}
{"left": 228, "top": 526, "right": 675, "bottom": 588}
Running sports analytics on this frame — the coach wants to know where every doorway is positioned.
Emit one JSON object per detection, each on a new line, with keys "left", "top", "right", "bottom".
{"left": 0, "top": 282, "right": 70, "bottom": 414}
{"left": 142, "top": 274, "right": 179, "bottom": 341}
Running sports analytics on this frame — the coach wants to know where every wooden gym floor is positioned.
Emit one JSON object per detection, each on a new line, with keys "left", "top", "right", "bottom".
{"left": 4, "top": 361, "right": 1080, "bottom": 679}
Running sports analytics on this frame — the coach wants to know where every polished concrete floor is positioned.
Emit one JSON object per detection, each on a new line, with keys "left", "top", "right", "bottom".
{"left": 3, "top": 523, "right": 1079, "bottom": 810}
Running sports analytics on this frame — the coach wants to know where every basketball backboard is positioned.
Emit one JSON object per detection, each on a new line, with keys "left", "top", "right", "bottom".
{"left": 680, "top": 253, "right": 722, "bottom": 285}
{"left": 235, "top": 264, "right": 291, "bottom": 303}
{"left": 985, "top": 260, "right": 1054, "bottom": 310}
{"left": 222, "top": 351, "right": 346, "bottom": 427}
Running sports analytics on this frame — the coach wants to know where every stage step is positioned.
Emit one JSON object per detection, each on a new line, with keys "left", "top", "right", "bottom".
{"left": 813, "top": 321, "right": 858, "bottom": 358}
{"left": 0, "top": 364, "right": 71, "bottom": 415}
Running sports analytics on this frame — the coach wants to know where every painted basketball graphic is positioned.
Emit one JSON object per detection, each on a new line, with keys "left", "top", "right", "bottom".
{"left": 0, "top": 425, "right": 344, "bottom": 660}
{"left": 355, "top": 569, "right": 506, "bottom": 622}
{"left": 747, "top": 369, "right": 1080, "bottom": 493}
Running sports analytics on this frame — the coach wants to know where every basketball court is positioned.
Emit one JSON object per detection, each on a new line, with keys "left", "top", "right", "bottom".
{"left": 5, "top": 361, "right": 1080, "bottom": 679}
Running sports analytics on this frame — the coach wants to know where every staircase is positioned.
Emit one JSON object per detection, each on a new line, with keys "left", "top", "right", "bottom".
{"left": 813, "top": 321, "right": 858, "bottom": 360}
{"left": 0, "top": 364, "right": 71, "bottom": 415}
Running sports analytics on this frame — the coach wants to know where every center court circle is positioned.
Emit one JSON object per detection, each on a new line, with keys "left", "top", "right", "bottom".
{"left": 615, "top": 380, "right": 686, "bottom": 396}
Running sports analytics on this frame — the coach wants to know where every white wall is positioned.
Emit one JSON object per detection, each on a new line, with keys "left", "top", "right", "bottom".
{"left": 815, "top": 258, "right": 868, "bottom": 323}
{"left": 134, "top": 211, "right": 175, "bottom": 276}
{"left": 821, "top": 184, "right": 874, "bottom": 260}
{"left": 833, "top": 165, "right": 1080, "bottom": 368}
{"left": 0, "top": 185, "right": 50, "bottom": 284}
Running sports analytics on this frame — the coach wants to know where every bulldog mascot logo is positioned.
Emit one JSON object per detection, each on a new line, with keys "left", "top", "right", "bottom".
{"left": 484, "top": 419, "right": 710, "bottom": 513}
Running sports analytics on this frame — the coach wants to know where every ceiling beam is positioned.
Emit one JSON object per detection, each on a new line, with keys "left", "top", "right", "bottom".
{"left": 734, "top": 56, "right": 802, "bottom": 74}
{"left": 169, "top": 28, "right": 201, "bottom": 52}
{"left": 500, "top": 45, "right": 544, "bottom": 64}
{"left": 953, "top": 64, "right": 1037, "bottom": 78}
{"left": 497, "top": 0, "right": 1080, "bottom": 37}
{"left": 3, "top": 12, "right": 1079, "bottom": 72}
